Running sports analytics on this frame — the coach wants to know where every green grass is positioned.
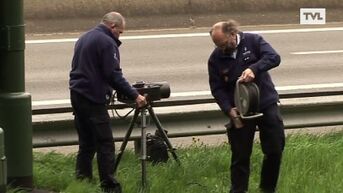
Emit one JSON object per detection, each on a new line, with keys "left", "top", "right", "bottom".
{"left": 9, "top": 132, "right": 343, "bottom": 193}
{"left": 278, "top": 134, "right": 343, "bottom": 193}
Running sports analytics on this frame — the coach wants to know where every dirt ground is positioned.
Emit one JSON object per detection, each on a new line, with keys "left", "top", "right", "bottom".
{"left": 26, "top": 9, "right": 343, "bottom": 34}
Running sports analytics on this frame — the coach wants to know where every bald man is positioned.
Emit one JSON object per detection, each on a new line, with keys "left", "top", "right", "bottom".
{"left": 70, "top": 12, "right": 146, "bottom": 193}
{"left": 207, "top": 20, "right": 285, "bottom": 193}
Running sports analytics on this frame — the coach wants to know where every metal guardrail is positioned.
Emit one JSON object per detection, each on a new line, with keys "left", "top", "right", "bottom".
{"left": 32, "top": 87, "right": 343, "bottom": 115}
{"left": 32, "top": 87, "right": 343, "bottom": 148}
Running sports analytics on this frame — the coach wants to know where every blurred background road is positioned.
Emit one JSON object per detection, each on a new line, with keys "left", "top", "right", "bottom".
{"left": 26, "top": 24, "right": 343, "bottom": 102}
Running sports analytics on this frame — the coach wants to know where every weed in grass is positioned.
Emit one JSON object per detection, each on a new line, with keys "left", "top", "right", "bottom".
{"left": 33, "top": 152, "right": 76, "bottom": 191}
{"left": 6, "top": 188, "right": 27, "bottom": 193}
{"left": 64, "top": 180, "right": 102, "bottom": 193}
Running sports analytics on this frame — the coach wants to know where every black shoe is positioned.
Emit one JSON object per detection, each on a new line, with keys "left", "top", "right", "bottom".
{"left": 260, "top": 188, "right": 275, "bottom": 193}
{"left": 102, "top": 184, "right": 122, "bottom": 193}
{"left": 230, "top": 190, "right": 247, "bottom": 193}
{"left": 101, "top": 183, "right": 122, "bottom": 193}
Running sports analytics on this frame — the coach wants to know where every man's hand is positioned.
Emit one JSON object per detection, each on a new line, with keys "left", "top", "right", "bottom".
{"left": 135, "top": 94, "right": 147, "bottom": 108}
{"left": 239, "top": 68, "right": 255, "bottom": 82}
{"left": 229, "top": 107, "right": 244, "bottom": 129}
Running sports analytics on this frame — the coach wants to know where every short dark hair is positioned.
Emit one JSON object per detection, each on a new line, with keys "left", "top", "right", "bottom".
{"left": 222, "top": 20, "right": 239, "bottom": 35}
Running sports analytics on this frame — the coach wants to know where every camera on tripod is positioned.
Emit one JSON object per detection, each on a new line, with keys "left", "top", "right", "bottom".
{"left": 117, "top": 81, "right": 171, "bottom": 103}
{"left": 114, "top": 80, "right": 180, "bottom": 189}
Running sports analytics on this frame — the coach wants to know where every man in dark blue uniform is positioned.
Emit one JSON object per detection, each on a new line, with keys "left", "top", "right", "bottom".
{"left": 69, "top": 12, "right": 146, "bottom": 193}
{"left": 208, "top": 20, "right": 285, "bottom": 193}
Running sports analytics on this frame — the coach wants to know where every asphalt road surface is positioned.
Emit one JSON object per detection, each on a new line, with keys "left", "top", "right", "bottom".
{"left": 25, "top": 23, "right": 343, "bottom": 103}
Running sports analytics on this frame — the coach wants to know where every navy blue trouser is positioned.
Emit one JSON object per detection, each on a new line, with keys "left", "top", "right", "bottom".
{"left": 70, "top": 91, "right": 120, "bottom": 190}
{"left": 228, "top": 103, "right": 285, "bottom": 193}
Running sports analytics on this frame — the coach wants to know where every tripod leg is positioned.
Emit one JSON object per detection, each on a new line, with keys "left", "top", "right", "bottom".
{"left": 140, "top": 108, "right": 148, "bottom": 190}
{"left": 114, "top": 108, "right": 140, "bottom": 173}
{"left": 147, "top": 106, "right": 181, "bottom": 165}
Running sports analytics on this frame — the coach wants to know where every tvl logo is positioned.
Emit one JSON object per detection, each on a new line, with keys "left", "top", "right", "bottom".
{"left": 300, "top": 8, "right": 326, "bottom": 24}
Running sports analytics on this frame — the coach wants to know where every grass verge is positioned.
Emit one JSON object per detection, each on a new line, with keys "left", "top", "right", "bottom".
{"left": 9, "top": 131, "right": 343, "bottom": 193}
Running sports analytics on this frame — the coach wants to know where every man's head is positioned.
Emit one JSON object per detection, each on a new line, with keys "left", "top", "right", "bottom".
{"left": 101, "top": 12, "right": 125, "bottom": 39}
{"left": 210, "top": 20, "right": 239, "bottom": 54}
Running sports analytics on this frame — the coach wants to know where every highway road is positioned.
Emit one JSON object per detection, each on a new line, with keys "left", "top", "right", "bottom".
{"left": 25, "top": 24, "right": 343, "bottom": 103}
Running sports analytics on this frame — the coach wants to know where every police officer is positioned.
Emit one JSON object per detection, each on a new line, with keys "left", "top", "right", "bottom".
{"left": 207, "top": 20, "right": 285, "bottom": 193}
{"left": 69, "top": 12, "right": 146, "bottom": 193}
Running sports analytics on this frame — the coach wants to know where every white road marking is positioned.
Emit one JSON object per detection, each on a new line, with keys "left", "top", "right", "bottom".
{"left": 291, "top": 50, "right": 343, "bottom": 55}
{"left": 26, "top": 27, "right": 343, "bottom": 44}
{"left": 26, "top": 38, "right": 77, "bottom": 44}
{"left": 32, "top": 83, "right": 343, "bottom": 106}
{"left": 171, "top": 91, "right": 210, "bottom": 97}
{"left": 32, "top": 99, "right": 71, "bottom": 106}
{"left": 275, "top": 82, "right": 343, "bottom": 90}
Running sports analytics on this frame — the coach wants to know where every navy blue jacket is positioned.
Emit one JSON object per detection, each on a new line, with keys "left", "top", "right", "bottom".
{"left": 70, "top": 24, "right": 138, "bottom": 104}
{"left": 208, "top": 32, "right": 280, "bottom": 115}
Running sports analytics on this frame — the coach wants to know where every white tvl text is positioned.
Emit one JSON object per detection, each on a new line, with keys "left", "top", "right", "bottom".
{"left": 300, "top": 8, "right": 326, "bottom": 24}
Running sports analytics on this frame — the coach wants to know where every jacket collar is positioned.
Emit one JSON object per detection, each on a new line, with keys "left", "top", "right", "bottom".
{"left": 238, "top": 31, "right": 245, "bottom": 41}
{"left": 96, "top": 24, "right": 122, "bottom": 46}
{"left": 234, "top": 31, "right": 245, "bottom": 49}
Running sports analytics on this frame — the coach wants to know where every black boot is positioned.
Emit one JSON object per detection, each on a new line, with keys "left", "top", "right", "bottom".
{"left": 102, "top": 184, "right": 122, "bottom": 193}
{"left": 260, "top": 187, "right": 275, "bottom": 193}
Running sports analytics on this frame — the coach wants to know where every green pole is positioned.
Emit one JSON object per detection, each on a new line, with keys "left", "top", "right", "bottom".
{"left": 0, "top": 0, "right": 33, "bottom": 190}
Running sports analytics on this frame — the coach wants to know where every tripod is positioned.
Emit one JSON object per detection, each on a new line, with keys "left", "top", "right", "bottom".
{"left": 114, "top": 102, "right": 180, "bottom": 190}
